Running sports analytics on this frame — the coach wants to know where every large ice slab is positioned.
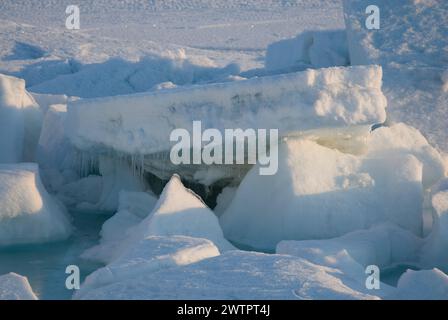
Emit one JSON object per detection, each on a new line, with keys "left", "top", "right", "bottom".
{"left": 66, "top": 66, "right": 387, "bottom": 155}
{"left": 0, "top": 163, "right": 72, "bottom": 246}
{"left": 0, "top": 273, "right": 37, "bottom": 300}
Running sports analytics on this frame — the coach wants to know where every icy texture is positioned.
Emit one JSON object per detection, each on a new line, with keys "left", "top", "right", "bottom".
{"left": 265, "top": 30, "right": 349, "bottom": 72}
{"left": 220, "top": 133, "right": 425, "bottom": 251}
{"left": 134, "top": 175, "right": 234, "bottom": 252}
{"left": 75, "top": 236, "right": 219, "bottom": 299}
{"left": 0, "top": 273, "right": 37, "bottom": 300}
{"left": 0, "top": 73, "right": 42, "bottom": 163}
{"left": 392, "top": 269, "right": 448, "bottom": 300}
{"left": 421, "top": 189, "right": 448, "bottom": 271}
{"left": 343, "top": 0, "right": 448, "bottom": 68}
{"left": 77, "top": 250, "right": 379, "bottom": 300}
{"left": 67, "top": 66, "right": 386, "bottom": 156}
{"left": 343, "top": 0, "right": 448, "bottom": 153}
{"left": 82, "top": 190, "right": 158, "bottom": 263}
{"left": 277, "top": 224, "right": 422, "bottom": 290}
{"left": 0, "top": 163, "right": 72, "bottom": 246}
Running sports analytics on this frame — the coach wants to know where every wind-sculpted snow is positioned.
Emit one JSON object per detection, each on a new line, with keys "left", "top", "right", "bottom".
{"left": 0, "top": 163, "right": 72, "bottom": 246}
{"left": 66, "top": 65, "right": 386, "bottom": 167}
{"left": 0, "top": 273, "right": 37, "bottom": 300}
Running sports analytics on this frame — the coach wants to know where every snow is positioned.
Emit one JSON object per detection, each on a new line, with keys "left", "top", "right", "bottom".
{"left": 0, "top": 0, "right": 448, "bottom": 300}
{"left": 220, "top": 135, "right": 426, "bottom": 251}
{"left": 77, "top": 250, "right": 379, "bottom": 300}
{"left": 66, "top": 65, "right": 386, "bottom": 157}
{"left": 0, "top": 163, "right": 72, "bottom": 246}
{"left": 0, "top": 73, "right": 42, "bottom": 163}
{"left": 343, "top": 0, "right": 448, "bottom": 153}
{"left": 421, "top": 189, "right": 448, "bottom": 271}
{"left": 392, "top": 269, "right": 448, "bottom": 300}
{"left": 134, "top": 175, "right": 235, "bottom": 252}
{"left": 265, "top": 30, "right": 349, "bottom": 73}
{"left": 277, "top": 224, "right": 422, "bottom": 271}
{"left": 82, "top": 190, "right": 158, "bottom": 263}
{"left": 0, "top": 273, "right": 37, "bottom": 300}
{"left": 75, "top": 236, "right": 220, "bottom": 300}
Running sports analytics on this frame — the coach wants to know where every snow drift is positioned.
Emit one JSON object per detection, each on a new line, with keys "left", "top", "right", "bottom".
{"left": 0, "top": 163, "right": 72, "bottom": 246}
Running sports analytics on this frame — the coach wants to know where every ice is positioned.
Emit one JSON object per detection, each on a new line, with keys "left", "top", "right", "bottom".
{"left": 76, "top": 250, "right": 379, "bottom": 300}
{"left": 0, "top": 163, "right": 72, "bottom": 246}
{"left": 265, "top": 30, "right": 349, "bottom": 73}
{"left": 82, "top": 190, "right": 158, "bottom": 263}
{"left": 134, "top": 175, "right": 235, "bottom": 252}
{"left": 343, "top": 0, "right": 448, "bottom": 153}
{"left": 391, "top": 269, "right": 448, "bottom": 300}
{"left": 30, "top": 54, "right": 240, "bottom": 99}
{"left": 0, "top": 273, "right": 37, "bottom": 300}
{"left": 220, "top": 136, "right": 425, "bottom": 251}
{"left": 421, "top": 189, "right": 448, "bottom": 271}
{"left": 277, "top": 224, "right": 422, "bottom": 290}
{"left": 66, "top": 65, "right": 386, "bottom": 157}
{"left": 75, "top": 236, "right": 220, "bottom": 299}
{"left": 0, "top": 73, "right": 42, "bottom": 163}
{"left": 367, "top": 123, "right": 446, "bottom": 189}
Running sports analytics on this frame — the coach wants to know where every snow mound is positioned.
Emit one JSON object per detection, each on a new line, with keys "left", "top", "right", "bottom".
{"left": 67, "top": 65, "right": 386, "bottom": 156}
{"left": 135, "top": 175, "right": 234, "bottom": 252}
{"left": 265, "top": 30, "right": 349, "bottom": 73}
{"left": 0, "top": 163, "right": 72, "bottom": 246}
{"left": 0, "top": 73, "right": 42, "bottom": 163}
{"left": 77, "top": 250, "right": 378, "bottom": 300}
{"left": 0, "top": 273, "right": 37, "bottom": 300}
{"left": 220, "top": 135, "right": 425, "bottom": 251}
{"left": 392, "top": 268, "right": 448, "bottom": 300}
{"left": 75, "top": 235, "right": 219, "bottom": 300}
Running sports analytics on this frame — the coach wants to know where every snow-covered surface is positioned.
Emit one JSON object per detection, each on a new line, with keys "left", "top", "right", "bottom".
{"left": 66, "top": 65, "right": 386, "bottom": 156}
{"left": 77, "top": 250, "right": 379, "bottom": 300}
{"left": 75, "top": 235, "right": 220, "bottom": 299}
{"left": 0, "top": 273, "right": 37, "bottom": 300}
{"left": 343, "top": 0, "right": 448, "bottom": 153}
{"left": 0, "top": 163, "right": 72, "bottom": 246}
